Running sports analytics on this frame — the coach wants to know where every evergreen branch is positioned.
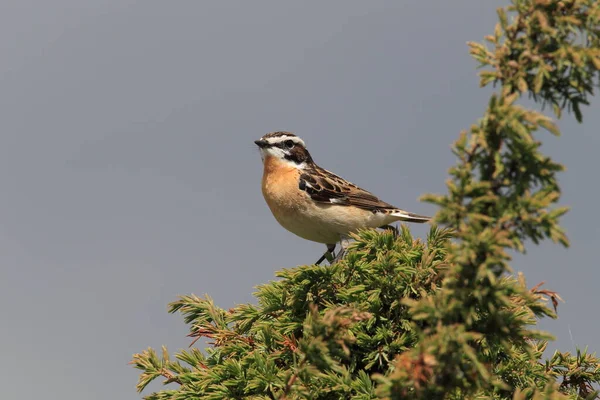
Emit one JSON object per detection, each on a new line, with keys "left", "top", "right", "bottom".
{"left": 131, "top": 2, "right": 600, "bottom": 398}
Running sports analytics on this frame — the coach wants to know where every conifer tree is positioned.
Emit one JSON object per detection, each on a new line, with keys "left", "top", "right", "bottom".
{"left": 132, "top": 1, "right": 600, "bottom": 398}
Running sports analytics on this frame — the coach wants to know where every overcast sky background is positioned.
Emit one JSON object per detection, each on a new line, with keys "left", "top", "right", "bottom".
{"left": 1, "top": 1, "right": 598, "bottom": 399}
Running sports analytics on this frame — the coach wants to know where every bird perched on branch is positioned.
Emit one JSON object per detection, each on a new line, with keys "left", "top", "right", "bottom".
{"left": 255, "top": 131, "right": 430, "bottom": 264}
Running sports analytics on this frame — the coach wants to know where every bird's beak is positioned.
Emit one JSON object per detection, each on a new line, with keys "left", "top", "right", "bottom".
{"left": 254, "top": 139, "right": 268, "bottom": 148}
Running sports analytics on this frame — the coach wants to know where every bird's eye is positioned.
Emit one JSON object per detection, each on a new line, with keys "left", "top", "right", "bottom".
{"left": 284, "top": 140, "right": 295, "bottom": 148}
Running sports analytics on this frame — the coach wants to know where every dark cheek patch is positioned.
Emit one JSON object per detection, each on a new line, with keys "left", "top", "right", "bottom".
{"left": 284, "top": 147, "right": 307, "bottom": 164}
{"left": 284, "top": 154, "right": 298, "bottom": 163}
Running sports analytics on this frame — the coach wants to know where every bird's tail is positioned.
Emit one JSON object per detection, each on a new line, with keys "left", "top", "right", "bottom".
{"left": 390, "top": 209, "right": 431, "bottom": 223}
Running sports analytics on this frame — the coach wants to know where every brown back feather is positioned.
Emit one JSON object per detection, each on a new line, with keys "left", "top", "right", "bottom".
{"left": 300, "top": 165, "right": 397, "bottom": 212}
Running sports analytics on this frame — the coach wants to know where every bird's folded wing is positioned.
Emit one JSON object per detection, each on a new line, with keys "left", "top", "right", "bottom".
{"left": 299, "top": 168, "right": 396, "bottom": 211}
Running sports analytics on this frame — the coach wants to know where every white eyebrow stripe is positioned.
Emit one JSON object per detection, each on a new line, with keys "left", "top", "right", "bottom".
{"left": 264, "top": 136, "right": 306, "bottom": 147}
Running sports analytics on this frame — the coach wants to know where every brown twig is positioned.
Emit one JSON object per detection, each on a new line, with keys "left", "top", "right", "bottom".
{"left": 279, "top": 357, "right": 306, "bottom": 399}
{"left": 161, "top": 368, "right": 182, "bottom": 385}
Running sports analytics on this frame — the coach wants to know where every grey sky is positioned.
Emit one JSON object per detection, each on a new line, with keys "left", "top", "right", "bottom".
{"left": 1, "top": 1, "right": 598, "bottom": 399}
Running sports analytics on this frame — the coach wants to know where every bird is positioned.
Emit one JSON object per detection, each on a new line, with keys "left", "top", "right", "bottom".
{"left": 254, "top": 131, "right": 430, "bottom": 264}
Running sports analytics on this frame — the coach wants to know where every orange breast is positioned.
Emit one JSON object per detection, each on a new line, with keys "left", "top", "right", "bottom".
{"left": 260, "top": 156, "right": 383, "bottom": 244}
{"left": 261, "top": 156, "right": 305, "bottom": 216}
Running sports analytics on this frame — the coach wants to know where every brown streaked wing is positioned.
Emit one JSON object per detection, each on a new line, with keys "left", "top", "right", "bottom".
{"left": 299, "top": 165, "right": 397, "bottom": 211}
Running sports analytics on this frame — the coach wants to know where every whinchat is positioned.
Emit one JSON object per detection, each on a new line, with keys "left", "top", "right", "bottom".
{"left": 255, "top": 131, "right": 430, "bottom": 264}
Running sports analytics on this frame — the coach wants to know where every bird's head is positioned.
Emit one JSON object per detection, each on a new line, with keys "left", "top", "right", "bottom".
{"left": 254, "top": 131, "right": 313, "bottom": 168}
